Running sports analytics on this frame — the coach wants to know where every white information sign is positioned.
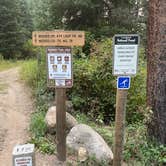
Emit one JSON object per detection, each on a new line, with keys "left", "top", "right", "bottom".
{"left": 47, "top": 47, "right": 73, "bottom": 88}
{"left": 15, "top": 156, "right": 32, "bottom": 166}
{"left": 113, "top": 34, "right": 139, "bottom": 76}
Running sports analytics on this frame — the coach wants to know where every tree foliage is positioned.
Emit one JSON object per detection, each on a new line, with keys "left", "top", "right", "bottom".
{"left": 0, "top": 0, "right": 33, "bottom": 59}
{"left": 30, "top": 0, "right": 147, "bottom": 38}
{"left": 47, "top": 0, "right": 147, "bottom": 36}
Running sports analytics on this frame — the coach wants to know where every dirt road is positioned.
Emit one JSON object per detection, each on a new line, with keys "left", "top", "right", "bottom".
{"left": 0, "top": 68, "right": 56, "bottom": 166}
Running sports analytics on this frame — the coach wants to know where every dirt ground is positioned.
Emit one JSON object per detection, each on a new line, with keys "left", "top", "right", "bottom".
{"left": 0, "top": 68, "right": 58, "bottom": 166}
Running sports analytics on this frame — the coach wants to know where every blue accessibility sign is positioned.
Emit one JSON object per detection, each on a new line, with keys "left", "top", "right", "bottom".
{"left": 117, "top": 76, "right": 131, "bottom": 89}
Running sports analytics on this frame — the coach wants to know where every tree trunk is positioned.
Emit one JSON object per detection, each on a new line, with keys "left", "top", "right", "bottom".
{"left": 147, "top": 0, "right": 166, "bottom": 144}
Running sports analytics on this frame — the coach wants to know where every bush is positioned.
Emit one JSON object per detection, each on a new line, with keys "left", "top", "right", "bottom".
{"left": 16, "top": 40, "right": 39, "bottom": 59}
{"left": 124, "top": 122, "right": 166, "bottom": 165}
{"left": 127, "top": 48, "right": 146, "bottom": 123}
{"left": 70, "top": 39, "right": 146, "bottom": 124}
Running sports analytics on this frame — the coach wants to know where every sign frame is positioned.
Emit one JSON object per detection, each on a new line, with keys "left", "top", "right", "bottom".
{"left": 113, "top": 34, "right": 140, "bottom": 76}
{"left": 46, "top": 46, "right": 73, "bottom": 88}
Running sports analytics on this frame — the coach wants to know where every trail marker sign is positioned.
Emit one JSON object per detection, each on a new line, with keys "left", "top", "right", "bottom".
{"left": 113, "top": 34, "right": 140, "bottom": 76}
{"left": 32, "top": 31, "right": 85, "bottom": 46}
{"left": 117, "top": 76, "right": 131, "bottom": 89}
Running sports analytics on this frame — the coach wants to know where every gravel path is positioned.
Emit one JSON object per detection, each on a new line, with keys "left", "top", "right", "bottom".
{"left": 0, "top": 68, "right": 57, "bottom": 166}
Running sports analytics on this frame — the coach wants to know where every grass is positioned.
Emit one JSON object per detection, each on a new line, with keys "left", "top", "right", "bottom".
{"left": 19, "top": 59, "right": 38, "bottom": 88}
{"left": 0, "top": 60, "right": 23, "bottom": 72}
{"left": 74, "top": 112, "right": 166, "bottom": 165}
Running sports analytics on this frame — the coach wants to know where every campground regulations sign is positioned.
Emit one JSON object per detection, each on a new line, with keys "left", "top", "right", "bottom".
{"left": 32, "top": 31, "right": 85, "bottom": 46}
{"left": 47, "top": 47, "right": 73, "bottom": 88}
{"left": 113, "top": 34, "right": 140, "bottom": 76}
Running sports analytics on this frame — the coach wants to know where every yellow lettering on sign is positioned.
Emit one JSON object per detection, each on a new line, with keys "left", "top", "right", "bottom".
{"left": 32, "top": 31, "right": 85, "bottom": 46}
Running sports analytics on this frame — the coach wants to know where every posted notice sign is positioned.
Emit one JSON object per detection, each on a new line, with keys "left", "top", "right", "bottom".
{"left": 113, "top": 34, "right": 139, "bottom": 76}
{"left": 47, "top": 47, "right": 73, "bottom": 88}
{"left": 15, "top": 156, "right": 32, "bottom": 166}
{"left": 32, "top": 31, "right": 85, "bottom": 46}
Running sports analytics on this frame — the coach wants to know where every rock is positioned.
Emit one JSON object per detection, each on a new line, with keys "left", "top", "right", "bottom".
{"left": 66, "top": 100, "right": 74, "bottom": 113}
{"left": 66, "top": 112, "right": 78, "bottom": 130}
{"left": 45, "top": 106, "right": 56, "bottom": 134}
{"left": 67, "top": 124, "right": 113, "bottom": 162}
{"left": 45, "top": 106, "right": 78, "bottom": 134}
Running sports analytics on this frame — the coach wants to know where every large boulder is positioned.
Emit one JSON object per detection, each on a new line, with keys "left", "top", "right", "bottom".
{"left": 45, "top": 106, "right": 78, "bottom": 134}
{"left": 66, "top": 124, "right": 113, "bottom": 162}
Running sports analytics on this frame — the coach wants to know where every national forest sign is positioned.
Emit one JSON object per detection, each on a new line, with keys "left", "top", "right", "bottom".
{"left": 32, "top": 31, "right": 85, "bottom": 46}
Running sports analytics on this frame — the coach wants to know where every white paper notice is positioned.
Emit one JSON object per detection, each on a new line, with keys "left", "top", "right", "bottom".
{"left": 113, "top": 34, "right": 139, "bottom": 76}
{"left": 114, "top": 45, "right": 138, "bottom": 75}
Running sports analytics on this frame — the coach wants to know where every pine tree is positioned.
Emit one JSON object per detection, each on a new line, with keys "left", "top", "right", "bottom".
{"left": 0, "top": 0, "right": 21, "bottom": 59}
{"left": 17, "top": 0, "right": 33, "bottom": 39}
{"left": 0, "top": 0, "right": 33, "bottom": 59}
{"left": 147, "top": 0, "right": 166, "bottom": 144}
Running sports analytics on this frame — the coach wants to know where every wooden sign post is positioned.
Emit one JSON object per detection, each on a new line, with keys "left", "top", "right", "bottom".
{"left": 32, "top": 30, "right": 85, "bottom": 162}
{"left": 113, "top": 89, "right": 128, "bottom": 166}
{"left": 56, "top": 88, "right": 66, "bottom": 161}
{"left": 113, "top": 35, "right": 139, "bottom": 166}
{"left": 46, "top": 46, "right": 73, "bottom": 162}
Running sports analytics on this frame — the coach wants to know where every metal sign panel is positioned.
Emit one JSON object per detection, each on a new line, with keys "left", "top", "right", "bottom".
{"left": 32, "top": 31, "right": 85, "bottom": 46}
{"left": 47, "top": 47, "right": 73, "bottom": 88}
{"left": 113, "top": 34, "right": 140, "bottom": 76}
{"left": 13, "top": 144, "right": 34, "bottom": 155}
{"left": 117, "top": 76, "right": 131, "bottom": 89}
{"left": 15, "top": 156, "right": 32, "bottom": 166}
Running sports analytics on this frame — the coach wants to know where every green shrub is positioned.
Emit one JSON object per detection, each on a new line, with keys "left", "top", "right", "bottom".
{"left": 124, "top": 122, "right": 166, "bottom": 165}
{"left": 70, "top": 39, "right": 146, "bottom": 124}
{"left": 127, "top": 48, "right": 146, "bottom": 123}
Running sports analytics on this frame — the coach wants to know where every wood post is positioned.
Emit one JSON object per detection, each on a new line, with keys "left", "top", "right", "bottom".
{"left": 56, "top": 88, "right": 66, "bottom": 162}
{"left": 113, "top": 89, "right": 128, "bottom": 166}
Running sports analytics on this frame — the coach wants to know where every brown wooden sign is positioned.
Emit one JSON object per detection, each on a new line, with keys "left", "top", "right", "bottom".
{"left": 32, "top": 31, "right": 85, "bottom": 46}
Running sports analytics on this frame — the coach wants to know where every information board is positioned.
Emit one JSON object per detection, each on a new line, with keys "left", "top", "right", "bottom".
{"left": 47, "top": 47, "right": 73, "bottom": 88}
{"left": 113, "top": 34, "right": 139, "bottom": 76}
{"left": 32, "top": 31, "right": 85, "bottom": 46}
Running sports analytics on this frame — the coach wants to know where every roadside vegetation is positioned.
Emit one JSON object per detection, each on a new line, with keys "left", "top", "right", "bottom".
{"left": 0, "top": 56, "right": 23, "bottom": 72}
{"left": 1, "top": 0, "right": 165, "bottom": 165}
{"left": 20, "top": 36, "right": 166, "bottom": 165}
